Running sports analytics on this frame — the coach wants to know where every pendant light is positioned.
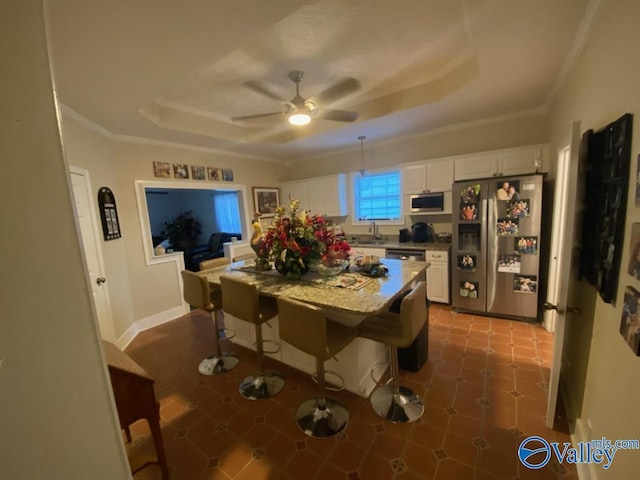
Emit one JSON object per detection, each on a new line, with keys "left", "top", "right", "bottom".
{"left": 358, "top": 135, "right": 366, "bottom": 176}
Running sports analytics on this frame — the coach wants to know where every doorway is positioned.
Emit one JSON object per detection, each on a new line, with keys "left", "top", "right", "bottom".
{"left": 69, "top": 166, "right": 116, "bottom": 342}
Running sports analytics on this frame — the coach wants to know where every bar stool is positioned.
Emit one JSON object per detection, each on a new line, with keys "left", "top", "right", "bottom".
{"left": 220, "top": 275, "right": 284, "bottom": 400}
{"left": 232, "top": 252, "right": 257, "bottom": 262}
{"left": 181, "top": 262, "right": 239, "bottom": 375}
{"left": 358, "top": 281, "right": 428, "bottom": 423}
{"left": 277, "top": 297, "right": 358, "bottom": 438}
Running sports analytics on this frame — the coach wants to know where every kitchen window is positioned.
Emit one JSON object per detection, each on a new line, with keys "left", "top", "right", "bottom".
{"left": 352, "top": 169, "right": 403, "bottom": 224}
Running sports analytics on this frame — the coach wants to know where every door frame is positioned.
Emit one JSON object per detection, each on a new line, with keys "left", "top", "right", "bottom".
{"left": 545, "top": 121, "right": 582, "bottom": 428}
{"left": 69, "top": 165, "right": 116, "bottom": 341}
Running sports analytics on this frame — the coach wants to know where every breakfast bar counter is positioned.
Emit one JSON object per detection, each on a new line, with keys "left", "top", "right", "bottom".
{"left": 202, "top": 257, "right": 429, "bottom": 326}
{"left": 202, "top": 258, "right": 429, "bottom": 397}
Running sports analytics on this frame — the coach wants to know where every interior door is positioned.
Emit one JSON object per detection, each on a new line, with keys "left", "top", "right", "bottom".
{"left": 544, "top": 121, "right": 582, "bottom": 428}
{"left": 70, "top": 168, "right": 116, "bottom": 342}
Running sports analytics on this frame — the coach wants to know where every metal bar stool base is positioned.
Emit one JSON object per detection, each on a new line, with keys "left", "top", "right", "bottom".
{"left": 239, "top": 370, "right": 284, "bottom": 400}
{"left": 198, "top": 354, "right": 239, "bottom": 375}
{"left": 296, "top": 398, "right": 349, "bottom": 438}
{"left": 370, "top": 385, "right": 424, "bottom": 423}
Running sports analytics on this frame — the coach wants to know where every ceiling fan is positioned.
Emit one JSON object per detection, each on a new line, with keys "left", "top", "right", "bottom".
{"left": 232, "top": 71, "right": 360, "bottom": 126}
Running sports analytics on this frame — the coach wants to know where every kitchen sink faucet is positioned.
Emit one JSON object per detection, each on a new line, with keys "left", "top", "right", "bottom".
{"left": 369, "top": 221, "right": 381, "bottom": 241}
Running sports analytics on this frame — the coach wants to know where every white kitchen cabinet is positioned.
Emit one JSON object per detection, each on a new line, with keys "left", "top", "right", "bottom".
{"left": 454, "top": 153, "right": 498, "bottom": 181}
{"left": 308, "top": 174, "right": 347, "bottom": 216}
{"left": 498, "top": 146, "right": 544, "bottom": 176}
{"left": 425, "top": 250, "right": 449, "bottom": 304}
{"left": 402, "top": 163, "right": 427, "bottom": 194}
{"left": 426, "top": 158, "right": 454, "bottom": 192}
{"left": 402, "top": 158, "right": 454, "bottom": 194}
{"left": 453, "top": 145, "right": 546, "bottom": 181}
{"left": 280, "top": 174, "right": 347, "bottom": 216}
{"left": 351, "top": 246, "right": 387, "bottom": 259}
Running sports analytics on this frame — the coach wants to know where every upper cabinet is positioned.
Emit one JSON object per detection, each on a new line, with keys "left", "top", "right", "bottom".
{"left": 280, "top": 174, "right": 347, "bottom": 217}
{"left": 402, "top": 163, "right": 427, "bottom": 194}
{"left": 426, "top": 158, "right": 454, "bottom": 192}
{"left": 454, "top": 145, "right": 546, "bottom": 181}
{"left": 402, "top": 158, "right": 454, "bottom": 194}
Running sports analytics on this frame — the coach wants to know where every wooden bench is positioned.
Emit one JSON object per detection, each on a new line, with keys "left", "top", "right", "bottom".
{"left": 103, "top": 341, "right": 170, "bottom": 479}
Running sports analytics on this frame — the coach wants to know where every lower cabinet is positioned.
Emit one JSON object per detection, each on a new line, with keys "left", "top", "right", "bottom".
{"left": 425, "top": 250, "right": 449, "bottom": 304}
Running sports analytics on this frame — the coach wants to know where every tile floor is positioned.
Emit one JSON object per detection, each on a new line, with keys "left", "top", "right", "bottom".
{"left": 124, "top": 304, "right": 577, "bottom": 480}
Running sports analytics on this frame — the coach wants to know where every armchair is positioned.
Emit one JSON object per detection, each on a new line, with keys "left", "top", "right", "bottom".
{"left": 185, "top": 232, "right": 242, "bottom": 271}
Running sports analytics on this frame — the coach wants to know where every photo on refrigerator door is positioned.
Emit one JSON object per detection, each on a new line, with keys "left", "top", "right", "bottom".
{"left": 513, "top": 275, "right": 537, "bottom": 293}
{"left": 620, "top": 286, "right": 640, "bottom": 355}
{"left": 507, "top": 198, "right": 530, "bottom": 218}
{"left": 495, "top": 180, "right": 520, "bottom": 201}
{"left": 459, "top": 184, "right": 480, "bottom": 221}
{"left": 460, "top": 281, "right": 479, "bottom": 298}
{"left": 457, "top": 255, "right": 477, "bottom": 271}
{"left": 498, "top": 255, "right": 521, "bottom": 273}
{"left": 497, "top": 217, "right": 519, "bottom": 235}
{"left": 514, "top": 236, "right": 538, "bottom": 255}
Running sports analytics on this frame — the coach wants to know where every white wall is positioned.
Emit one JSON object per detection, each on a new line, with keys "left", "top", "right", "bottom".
{"left": 548, "top": 1, "right": 640, "bottom": 478}
{"left": 0, "top": 1, "right": 130, "bottom": 478}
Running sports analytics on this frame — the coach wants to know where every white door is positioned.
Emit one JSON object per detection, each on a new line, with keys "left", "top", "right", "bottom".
{"left": 544, "top": 121, "right": 583, "bottom": 428}
{"left": 70, "top": 167, "right": 116, "bottom": 342}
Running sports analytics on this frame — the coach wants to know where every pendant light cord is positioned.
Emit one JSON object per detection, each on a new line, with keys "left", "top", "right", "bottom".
{"left": 358, "top": 135, "right": 366, "bottom": 176}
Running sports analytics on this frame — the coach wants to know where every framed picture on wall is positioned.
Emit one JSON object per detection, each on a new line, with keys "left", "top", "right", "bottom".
{"left": 153, "top": 161, "right": 171, "bottom": 178}
{"left": 253, "top": 187, "right": 280, "bottom": 218}
{"left": 191, "top": 165, "right": 205, "bottom": 180}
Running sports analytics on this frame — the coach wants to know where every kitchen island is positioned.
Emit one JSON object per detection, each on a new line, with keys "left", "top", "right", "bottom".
{"left": 202, "top": 258, "right": 429, "bottom": 397}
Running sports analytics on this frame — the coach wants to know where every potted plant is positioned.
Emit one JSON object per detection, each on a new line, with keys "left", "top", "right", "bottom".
{"left": 161, "top": 211, "right": 202, "bottom": 252}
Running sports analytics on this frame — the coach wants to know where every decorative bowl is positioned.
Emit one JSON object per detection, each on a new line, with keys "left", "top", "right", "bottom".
{"left": 312, "top": 258, "right": 349, "bottom": 277}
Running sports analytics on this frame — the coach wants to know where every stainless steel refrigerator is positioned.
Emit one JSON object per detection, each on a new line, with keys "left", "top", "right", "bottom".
{"left": 452, "top": 174, "right": 543, "bottom": 320}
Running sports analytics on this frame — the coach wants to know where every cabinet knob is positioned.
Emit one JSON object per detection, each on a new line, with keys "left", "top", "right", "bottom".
{"left": 96, "top": 277, "right": 106, "bottom": 285}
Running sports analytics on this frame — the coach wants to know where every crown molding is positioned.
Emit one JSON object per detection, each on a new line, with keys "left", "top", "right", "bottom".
{"left": 544, "top": 0, "right": 606, "bottom": 109}
{"left": 60, "top": 104, "right": 115, "bottom": 138}
{"left": 292, "top": 106, "right": 547, "bottom": 165}
{"left": 60, "top": 104, "right": 284, "bottom": 163}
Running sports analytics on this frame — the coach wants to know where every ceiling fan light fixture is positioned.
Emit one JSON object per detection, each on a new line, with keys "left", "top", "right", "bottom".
{"left": 288, "top": 112, "right": 311, "bottom": 126}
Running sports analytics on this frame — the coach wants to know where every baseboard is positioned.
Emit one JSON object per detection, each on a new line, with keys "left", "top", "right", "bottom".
{"left": 115, "top": 305, "right": 188, "bottom": 350}
{"left": 560, "top": 380, "right": 595, "bottom": 480}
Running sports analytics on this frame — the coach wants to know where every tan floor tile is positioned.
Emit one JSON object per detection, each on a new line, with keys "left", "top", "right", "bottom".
{"left": 122, "top": 308, "right": 558, "bottom": 480}
{"left": 435, "top": 458, "right": 476, "bottom": 480}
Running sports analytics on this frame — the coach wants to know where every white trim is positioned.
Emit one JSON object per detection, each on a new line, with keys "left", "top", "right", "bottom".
{"left": 560, "top": 380, "right": 595, "bottom": 480}
{"left": 60, "top": 104, "right": 283, "bottom": 163}
{"left": 155, "top": 97, "right": 236, "bottom": 123}
{"left": 290, "top": 108, "right": 548, "bottom": 166}
{"left": 115, "top": 305, "right": 189, "bottom": 350}
{"left": 69, "top": 165, "right": 117, "bottom": 342}
{"left": 62, "top": 105, "right": 115, "bottom": 139}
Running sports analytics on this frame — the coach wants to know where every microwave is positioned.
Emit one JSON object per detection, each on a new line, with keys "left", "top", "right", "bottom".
{"left": 410, "top": 192, "right": 445, "bottom": 213}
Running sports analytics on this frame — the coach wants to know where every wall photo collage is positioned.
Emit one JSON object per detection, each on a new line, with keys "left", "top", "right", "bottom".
{"left": 152, "top": 161, "right": 234, "bottom": 182}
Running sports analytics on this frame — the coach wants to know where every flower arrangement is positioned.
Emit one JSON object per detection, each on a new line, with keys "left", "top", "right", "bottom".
{"left": 262, "top": 199, "right": 351, "bottom": 279}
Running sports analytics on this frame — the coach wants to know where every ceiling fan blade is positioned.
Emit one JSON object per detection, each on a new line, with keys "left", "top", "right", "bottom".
{"left": 317, "top": 109, "right": 359, "bottom": 123}
{"left": 231, "top": 111, "right": 284, "bottom": 122}
{"left": 243, "top": 79, "right": 289, "bottom": 102}
{"left": 314, "top": 77, "right": 361, "bottom": 104}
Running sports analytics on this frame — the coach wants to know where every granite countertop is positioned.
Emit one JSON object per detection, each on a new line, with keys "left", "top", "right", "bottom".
{"left": 202, "top": 258, "right": 428, "bottom": 326}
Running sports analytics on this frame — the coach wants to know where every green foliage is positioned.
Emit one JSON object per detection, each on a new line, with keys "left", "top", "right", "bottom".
{"left": 161, "top": 211, "right": 202, "bottom": 251}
